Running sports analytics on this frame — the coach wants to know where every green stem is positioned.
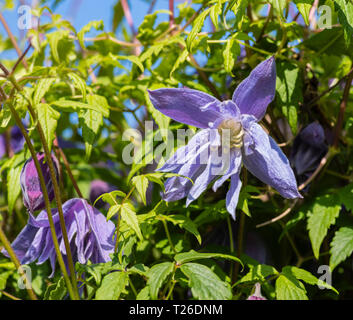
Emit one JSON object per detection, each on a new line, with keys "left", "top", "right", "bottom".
{"left": 165, "top": 280, "right": 176, "bottom": 300}
{"left": 227, "top": 216, "right": 235, "bottom": 281}
{"left": 7, "top": 101, "right": 77, "bottom": 300}
{"left": 128, "top": 275, "right": 138, "bottom": 297}
{"left": 233, "top": 211, "right": 245, "bottom": 283}
{"left": 162, "top": 219, "right": 176, "bottom": 254}
{"left": 0, "top": 226, "right": 37, "bottom": 300}
{"left": 114, "top": 211, "right": 121, "bottom": 253}
{"left": 9, "top": 77, "right": 80, "bottom": 300}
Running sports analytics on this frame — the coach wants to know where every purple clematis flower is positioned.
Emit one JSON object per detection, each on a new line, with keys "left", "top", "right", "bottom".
{"left": 89, "top": 179, "right": 116, "bottom": 209}
{"left": 0, "top": 126, "right": 25, "bottom": 158}
{"left": 148, "top": 57, "right": 302, "bottom": 218}
{"left": 20, "top": 153, "right": 59, "bottom": 213}
{"left": 290, "top": 122, "right": 327, "bottom": 188}
{"left": 1, "top": 198, "right": 115, "bottom": 276}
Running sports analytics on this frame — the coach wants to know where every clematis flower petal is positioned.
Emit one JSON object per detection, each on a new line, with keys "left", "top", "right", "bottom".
{"left": 158, "top": 129, "right": 211, "bottom": 172}
{"left": 232, "top": 56, "right": 276, "bottom": 120}
{"left": 1, "top": 198, "right": 115, "bottom": 276}
{"left": 1, "top": 224, "right": 38, "bottom": 262}
{"left": 212, "top": 149, "right": 242, "bottom": 192}
{"left": 242, "top": 122, "right": 302, "bottom": 199}
{"left": 185, "top": 154, "right": 218, "bottom": 206}
{"left": 226, "top": 173, "right": 242, "bottom": 219}
{"left": 148, "top": 88, "right": 221, "bottom": 128}
{"left": 20, "top": 153, "right": 59, "bottom": 213}
{"left": 163, "top": 143, "right": 210, "bottom": 202}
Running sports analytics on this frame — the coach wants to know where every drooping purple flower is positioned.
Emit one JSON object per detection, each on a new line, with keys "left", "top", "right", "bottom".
{"left": 290, "top": 122, "right": 327, "bottom": 188}
{"left": 247, "top": 283, "right": 267, "bottom": 300}
{"left": 0, "top": 126, "right": 25, "bottom": 158}
{"left": 89, "top": 179, "right": 116, "bottom": 208}
{"left": 148, "top": 57, "right": 302, "bottom": 219}
{"left": 1, "top": 198, "right": 115, "bottom": 276}
{"left": 20, "top": 153, "right": 59, "bottom": 213}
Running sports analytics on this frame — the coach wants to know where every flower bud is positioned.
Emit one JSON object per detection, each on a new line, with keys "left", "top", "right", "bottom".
{"left": 20, "top": 153, "right": 59, "bottom": 213}
{"left": 290, "top": 122, "right": 328, "bottom": 189}
{"left": 247, "top": 283, "right": 266, "bottom": 300}
{"left": 89, "top": 179, "right": 115, "bottom": 208}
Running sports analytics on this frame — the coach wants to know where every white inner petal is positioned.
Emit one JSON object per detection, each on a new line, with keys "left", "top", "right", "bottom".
{"left": 217, "top": 118, "right": 244, "bottom": 149}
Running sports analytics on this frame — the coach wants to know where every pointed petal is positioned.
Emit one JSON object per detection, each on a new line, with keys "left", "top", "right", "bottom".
{"left": 1, "top": 224, "right": 39, "bottom": 263}
{"left": 158, "top": 129, "right": 211, "bottom": 173}
{"left": 226, "top": 174, "right": 242, "bottom": 219}
{"left": 162, "top": 131, "right": 212, "bottom": 202}
{"left": 232, "top": 57, "right": 276, "bottom": 120}
{"left": 83, "top": 199, "right": 115, "bottom": 262}
{"left": 186, "top": 149, "right": 223, "bottom": 205}
{"left": 243, "top": 122, "right": 302, "bottom": 199}
{"left": 148, "top": 88, "right": 221, "bottom": 128}
{"left": 212, "top": 149, "right": 242, "bottom": 192}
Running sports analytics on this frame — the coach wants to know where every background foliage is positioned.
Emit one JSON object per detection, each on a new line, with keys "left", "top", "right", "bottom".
{"left": 0, "top": 0, "right": 353, "bottom": 300}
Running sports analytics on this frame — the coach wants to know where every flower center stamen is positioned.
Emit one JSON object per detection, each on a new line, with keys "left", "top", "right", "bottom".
{"left": 217, "top": 119, "right": 244, "bottom": 148}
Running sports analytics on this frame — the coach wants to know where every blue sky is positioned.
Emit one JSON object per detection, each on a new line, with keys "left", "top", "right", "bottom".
{"left": 0, "top": 0, "right": 178, "bottom": 59}
{"left": 0, "top": 0, "right": 178, "bottom": 129}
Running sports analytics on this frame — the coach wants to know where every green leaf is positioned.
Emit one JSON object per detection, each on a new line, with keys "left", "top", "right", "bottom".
{"left": 146, "top": 262, "right": 174, "bottom": 300}
{"left": 93, "top": 190, "right": 126, "bottom": 207}
{"left": 79, "top": 95, "right": 108, "bottom": 160}
{"left": 145, "top": 90, "right": 170, "bottom": 142}
{"left": 294, "top": 0, "right": 313, "bottom": 25}
{"left": 270, "top": 0, "right": 287, "bottom": 19}
{"left": 337, "top": 183, "right": 353, "bottom": 211}
{"left": 116, "top": 55, "right": 144, "bottom": 73}
{"left": 180, "top": 262, "right": 232, "bottom": 300}
{"left": 47, "top": 30, "right": 70, "bottom": 63}
{"left": 283, "top": 266, "right": 338, "bottom": 293}
{"left": 51, "top": 99, "right": 109, "bottom": 117}
{"left": 170, "top": 49, "right": 189, "bottom": 79}
{"left": 186, "top": 8, "right": 211, "bottom": 51}
{"left": 7, "top": 164, "right": 22, "bottom": 213}
{"left": 136, "top": 286, "right": 151, "bottom": 300}
{"left": 163, "top": 215, "right": 201, "bottom": 244}
{"left": 334, "top": 0, "right": 353, "bottom": 46}
{"left": 174, "top": 250, "right": 242, "bottom": 266}
{"left": 33, "top": 78, "right": 55, "bottom": 106}
{"left": 275, "top": 61, "right": 303, "bottom": 135}
{"left": 0, "top": 104, "right": 12, "bottom": 128}
{"left": 210, "top": 2, "right": 222, "bottom": 30}
{"left": 44, "top": 278, "right": 67, "bottom": 300}
{"left": 120, "top": 203, "right": 143, "bottom": 240}
{"left": 36, "top": 103, "right": 60, "bottom": 151}
{"left": 131, "top": 175, "right": 149, "bottom": 205}
{"left": 0, "top": 271, "right": 12, "bottom": 292}
{"left": 95, "top": 271, "right": 128, "bottom": 300}
{"left": 68, "top": 72, "right": 87, "bottom": 102}
{"left": 223, "top": 38, "right": 240, "bottom": 75}
{"left": 330, "top": 227, "right": 353, "bottom": 270}
{"left": 77, "top": 20, "right": 104, "bottom": 49}
{"left": 107, "top": 204, "right": 121, "bottom": 221}
{"left": 128, "top": 264, "right": 150, "bottom": 277}
{"left": 307, "top": 194, "right": 341, "bottom": 259}
{"left": 238, "top": 264, "right": 279, "bottom": 283}
{"left": 112, "top": 1, "right": 124, "bottom": 32}
{"left": 275, "top": 274, "right": 308, "bottom": 300}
